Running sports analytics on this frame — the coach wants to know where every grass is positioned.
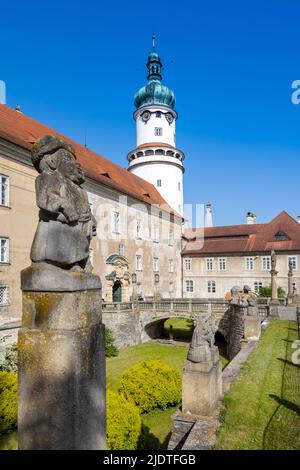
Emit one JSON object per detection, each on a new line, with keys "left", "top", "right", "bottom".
{"left": 215, "top": 320, "right": 300, "bottom": 450}
{"left": 164, "top": 318, "right": 194, "bottom": 341}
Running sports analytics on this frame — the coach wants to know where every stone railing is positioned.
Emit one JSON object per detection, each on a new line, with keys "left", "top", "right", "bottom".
{"left": 102, "top": 298, "right": 269, "bottom": 317}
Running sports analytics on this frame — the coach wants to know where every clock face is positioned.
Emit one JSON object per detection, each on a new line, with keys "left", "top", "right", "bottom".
{"left": 165, "top": 112, "right": 173, "bottom": 124}
{"left": 141, "top": 111, "right": 151, "bottom": 122}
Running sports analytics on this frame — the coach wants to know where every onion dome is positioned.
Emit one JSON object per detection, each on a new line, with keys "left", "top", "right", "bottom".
{"left": 134, "top": 35, "right": 176, "bottom": 110}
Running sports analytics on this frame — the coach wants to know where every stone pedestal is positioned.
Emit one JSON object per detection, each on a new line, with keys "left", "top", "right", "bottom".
{"left": 18, "top": 279, "right": 106, "bottom": 449}
{"left": 182, "top": 349, "right": 222, "bottom": 416}
{"left": 270, "top": 269, "right": 280, "bottom": 305}
{"left": 244, "top": 316, "right": 261, "bottom": 340}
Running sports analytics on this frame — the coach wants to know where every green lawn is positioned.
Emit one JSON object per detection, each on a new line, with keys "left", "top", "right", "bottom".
{"left": 215, "top": 320, "right": 300, "bottom": 450}
{"left": 164, "top": 318, "right": 194, "bottom": 341}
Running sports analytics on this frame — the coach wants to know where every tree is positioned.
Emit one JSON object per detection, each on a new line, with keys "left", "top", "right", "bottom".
{"left": 105, "top": 328, "right": 119, "bottom": 357}
{"left": 259, "top": 286, "right": 286, "bottom": 298}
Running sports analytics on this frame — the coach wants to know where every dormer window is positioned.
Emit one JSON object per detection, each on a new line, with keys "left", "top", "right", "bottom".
{"left": 273, "top": 231, "right": 289, "bottom": 241}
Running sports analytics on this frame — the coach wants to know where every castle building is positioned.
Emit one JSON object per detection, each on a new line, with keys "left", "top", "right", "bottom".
{"left": 1, "top": 39, "right": 300, "bottom": 346}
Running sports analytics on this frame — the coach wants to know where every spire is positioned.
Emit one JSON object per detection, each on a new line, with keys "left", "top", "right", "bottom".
{"left": 147, "top": 34, "right": 162, "bottom": 81}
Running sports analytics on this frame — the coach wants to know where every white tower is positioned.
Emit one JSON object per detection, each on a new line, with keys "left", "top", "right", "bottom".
{"left": 127, "top": 36, "right": 185, "bottom": 215}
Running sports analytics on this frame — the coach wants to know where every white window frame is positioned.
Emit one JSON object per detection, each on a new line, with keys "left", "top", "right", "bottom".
{"left": 288, "top": 256, "right": 297, "bottom": 271}
{"left": 185, "top": 280, "right": 194, "bottom": 293}
{"left": 118, "top": 244, "right": 125, "bottom": 256}
{"left": 0, "top": 174, "right": 9, "bottom": 207}
{"left": 0, "top": 238, "right": 9, "bottom": 263}
{"left": 112, "top": 211, "right": 120, "bottom": 234}
{"left": 0, "top": 285, "right": 9, "bottom": 306}
{"left": 218, "top": 257, "right": 227, "bottom": 271}
{"left": 136, "top": 255, "right": 142, "bottom": 271}
{"left": 262, "top": 256, "right": 271, "bottom": 271}
{"left": 152, "top": 224, "right": 159, "bottom": 243}
{"left": 184, "top": 258, "right": 192, "bottom": 270}
{"left": 245, "top": 257, "right": 254, "bottom": 270}
{"left": 206, "top": 258, "right": 213, "bottom": 270}
{"left": 207, "top": 280, "right": 216, "bottom": 294}
{"left": 153, "top": 257, "right": 159, "bottom": 272}
{"left": 136, "top": 219, "right": 142, "bottom": 239}
{"left": 168, "top": 259, "right": 174, "bottom": 273}
{"left": 254, "top": 282, "right": 263, "bottom": 294}
{"left": 168, "top": 229, "right": 174, "bottom": 246}
{"left": 154, "top": 127, "right": 163, "bottom": 136}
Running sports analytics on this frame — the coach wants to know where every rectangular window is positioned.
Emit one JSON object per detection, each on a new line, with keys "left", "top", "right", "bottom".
{"left": 178, "top": 182, "right": 181, "bottom": 191}
{"left": 157, "top": 179, "right": 162, "bottom": 187}
{"left": 184, "top": 258, "right": 192, "bottom": 270}
{"left": 206, "top": 258, "right": 213, "bottom": 270}
{"left": 185, "top": 280, "right": 194, "bottom": 293}
{"left": 152, "top": 224, "right": 159, "bottom": 243}
{"left": 112, "top": 211, "right": 120, "bottom": 233}
{"left": 136, "top": 219, "right": 142, "bottom": 239}
{"left": 288, "top": 256, "right": 297, "bottom": 271}
{"left": 0, "top": 238, "right": 9, "bottom": 263}
{"left": 154, "top": 127, "right": 162, "bottom": 136}
{"left": 207, "top": 280, "right": 216, "bottom": 294}
{"left": 0, "top": 286, "right": 9, "bottom": 306}
{"left": 218, "top": 258, "right": 226, "bottom": 271}
{"left": 246, "top": 257, "right": 254, "bottom": 270}
{"left": 0, "top": 175, "right": 9, "bottom": 207}
{"left": 118, "top": 244, "right": 125, "bottom": 256}
{"left": 168, "top": 229, "right": 174, "bottom": 246}
{"left": 136, "top": 283, "right": 142, "bottom": 296}
{"left": 136, "top": 255, "right": 142, "bottom": 271}
{"left": 254, "top": 282, "right": 263, "bottom": 294}
{"left": 153, "top": 257, "right": 159, "bottom": 272}
{"left": 168, "top": 259, "right": 174, "bottom": 273}
{"left": 262, "top": 257, "right": 271, "bottom": 271}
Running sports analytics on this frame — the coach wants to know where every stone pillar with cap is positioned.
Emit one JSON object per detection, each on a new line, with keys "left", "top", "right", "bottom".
{"left": 182, "top": 316, "right": 222, "bottom": 416}
{"left": 18, "top": 135, "right": 106, "bottom": 450}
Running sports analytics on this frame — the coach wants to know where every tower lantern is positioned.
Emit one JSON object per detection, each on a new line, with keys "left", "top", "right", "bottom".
{"left": 127, "top": 37, "right": 185, "bottom": 215}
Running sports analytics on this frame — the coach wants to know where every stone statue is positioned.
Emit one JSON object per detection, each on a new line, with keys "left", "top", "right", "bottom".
{"left": 21, "top": 135, "right": 101, "bottom": 291}
{"left": 239, "top": 285, "right": 258, "bottom": 315}
{"left": 271, "top": 250, "right": 277, "bottom": 271}
{"left": 187, "top": 315, "right": 217, "bottom": 363}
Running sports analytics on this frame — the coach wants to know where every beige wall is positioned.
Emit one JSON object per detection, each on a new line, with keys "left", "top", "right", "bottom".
{"left": 0, "top": 140, "right": 182, "bottom": 328}
{"left": 182, "top": 253, "right": 300, "bottom": 298}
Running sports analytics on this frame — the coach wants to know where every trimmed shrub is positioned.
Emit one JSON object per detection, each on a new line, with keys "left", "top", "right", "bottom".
{"left": 107, "top": 390, "right": 141, "bottom": 450}
{"left": 119, "top": 360, "right": 181, "bottom": 413}
{"left": 0, "top": 372, "right": 17, "bottom": 434}
{"left": 0, "top": 342, "right": 18, "bottom": 372}
{"left": 105, "top": 328, "right": 119, "bottom": 358}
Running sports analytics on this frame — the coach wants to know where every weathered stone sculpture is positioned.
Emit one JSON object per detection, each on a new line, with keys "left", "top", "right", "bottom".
{"left": 18, "top": 135, "right": 106, "bottom": 450}
{"left": 287, "top": 258, "right": 294, "bottom": 304}
{"left": 182, "top": 315, "right": 222, "bottom": 416}
{"left": 239, "top": 285, "right": 258, "bottom": 315}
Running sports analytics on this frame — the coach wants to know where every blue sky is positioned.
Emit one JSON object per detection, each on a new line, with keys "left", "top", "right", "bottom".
{"left": 1, "top": 0, "right": 300, "bottom": 226}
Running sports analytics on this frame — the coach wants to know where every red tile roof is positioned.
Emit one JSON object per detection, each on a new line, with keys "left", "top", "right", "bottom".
{"left": 183, "top": 211, "right": 300, "bottom": 255}
{"left": 0, "top": 104, "right": 176, "bottom": 212}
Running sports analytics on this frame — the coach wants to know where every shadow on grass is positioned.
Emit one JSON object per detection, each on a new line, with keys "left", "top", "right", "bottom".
{"left": 269, "top": 394, "right": 300, "bottom": 417}
{"left": 277, "top": 357, "right": 300, "bottom": 369}
{"left": 138, "top": 424, "right": 171, "bottom": 450}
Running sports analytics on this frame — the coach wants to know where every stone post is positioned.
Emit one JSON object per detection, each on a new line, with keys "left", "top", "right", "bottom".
{"left": 182, "top": 316, "right": 222, "bottom": 416}
{"left": 270, "top": 269, "right": 280, "bottom": 305}
{"left": 287, "top": 267, "right": 294, "bottom": 305}
{"left": 18, "top": 135, "right": 106, "bottom": 450}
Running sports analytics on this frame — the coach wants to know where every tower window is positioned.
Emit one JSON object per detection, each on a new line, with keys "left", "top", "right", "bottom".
{"left": 157, "top": 179, "right": 162, "bottom": 187}
{"left": 154, "top": 127, "right": 162, "bottom": 136}
{"left": 178, "top": 182, "right": 181, "bottom": 191}
{"left": 156, "top": 112, "right": 161, "bottom": 118}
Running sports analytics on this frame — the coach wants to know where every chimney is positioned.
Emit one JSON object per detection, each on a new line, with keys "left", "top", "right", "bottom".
{"left": 0, "top": 80, "right": 6, "bottom": 105}
{"left": 205, "top": 202, "right": 213, "bottom": 227}
{"left": 297, "top": 215, "right": 300, "bottom": 225}
{"left": 246, "top": 211, "right": 257, "bottom": 224}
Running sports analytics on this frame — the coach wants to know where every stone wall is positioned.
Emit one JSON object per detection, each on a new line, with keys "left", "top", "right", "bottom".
{"left": 226, "top": 305, "right": 245, "bottom": 361}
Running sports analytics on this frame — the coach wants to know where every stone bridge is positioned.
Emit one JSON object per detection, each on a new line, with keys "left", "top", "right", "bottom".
{"left": 102, "top": 299, "right": 269, "bottom": 349}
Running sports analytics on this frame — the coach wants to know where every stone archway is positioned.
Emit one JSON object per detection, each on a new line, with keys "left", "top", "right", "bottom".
{"left": 105, "top": 254, "right": 131, "bottom": 302}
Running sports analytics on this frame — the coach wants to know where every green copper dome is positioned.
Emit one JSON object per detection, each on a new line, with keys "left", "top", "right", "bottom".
{"left": 134, "top": 37, "right": 176, "bottom": 110}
